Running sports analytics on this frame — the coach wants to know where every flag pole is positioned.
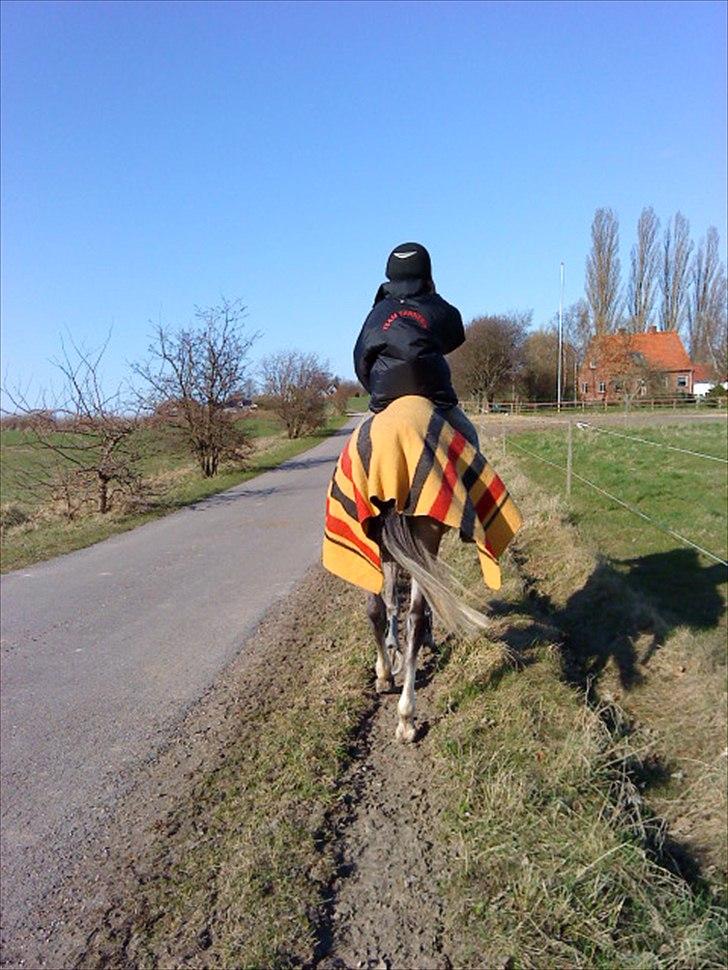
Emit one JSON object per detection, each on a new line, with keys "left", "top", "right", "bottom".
{"left": 557, "top": 261, "right": 564, "bottom": 411}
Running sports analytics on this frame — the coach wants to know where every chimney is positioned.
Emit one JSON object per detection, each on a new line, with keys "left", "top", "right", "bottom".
{"left": 648, "top": 325, "right": 658, "bottom": 334}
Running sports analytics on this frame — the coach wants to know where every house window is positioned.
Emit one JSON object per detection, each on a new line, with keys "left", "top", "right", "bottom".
{"left": 677, "top": 374, "right": 688, "bottom": 388}
{"left": 582, "top": 382, "right": 589, "bottom": 393}
{"left": 598, "top": 381, "right": 606, "bottom": 393}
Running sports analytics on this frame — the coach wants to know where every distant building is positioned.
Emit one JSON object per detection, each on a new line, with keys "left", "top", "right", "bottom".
{"left": 578, "top": 326, "right": 694, "bottom": 403}
{"left": 692, "top": 362, "right": 727, "bottom": 398}
{"left": 224, "top": 393, "right": 257, "bottom": 411}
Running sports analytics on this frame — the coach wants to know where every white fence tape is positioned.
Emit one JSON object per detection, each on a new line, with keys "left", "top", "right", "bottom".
{"left": 576, "top": 422, "right": 728, "bottom": 464}
{"left": 508, "top": 438, "right": 728, "bottom": 568}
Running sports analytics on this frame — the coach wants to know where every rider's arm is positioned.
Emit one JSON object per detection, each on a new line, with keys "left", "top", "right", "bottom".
{"left": 353, "top": 320, "right": 384, "bottom": 392}
{"left": 436, "top": 301, "right": 465, "bottom": 355}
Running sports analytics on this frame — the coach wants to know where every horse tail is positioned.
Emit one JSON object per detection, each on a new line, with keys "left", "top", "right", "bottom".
{"left": 379, "top": 509, "right": 490, "bottom": 636}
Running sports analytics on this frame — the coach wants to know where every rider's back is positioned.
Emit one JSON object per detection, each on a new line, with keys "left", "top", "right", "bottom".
{"left": 353, "top": 244, "right": 465, "bottom": 414}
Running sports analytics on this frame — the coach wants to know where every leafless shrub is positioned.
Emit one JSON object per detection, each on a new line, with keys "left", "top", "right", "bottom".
{"left": 0, "top": 502, "right": 33, "bottom": 534}
{"left": 0, "top": 410, "right": 56, "bottom": 431}
{"left": 3, "top": 335, "right": 143, "bottom": 516}
{"left": 331, "top": 379, "right": 363, "bottom": 415}
{"left": 260, "top": 350, "right": 333, "bottom": 438}
{"left": 520, "top": 326, "right": 577, "bottom": 402}
{"left": 134, "top": 298, "right": 259, "bottom": 476}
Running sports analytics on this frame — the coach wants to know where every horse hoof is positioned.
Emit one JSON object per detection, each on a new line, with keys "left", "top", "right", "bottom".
{"left": 376, "top": 677, "right": 394, "bottom": 694}
{"left": 396, "top": 720, "right": 416, "bottom": 743}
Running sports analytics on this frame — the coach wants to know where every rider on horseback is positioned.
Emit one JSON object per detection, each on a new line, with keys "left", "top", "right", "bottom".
{"left": 353, "top": 242, "right": 479, "bottom": 448}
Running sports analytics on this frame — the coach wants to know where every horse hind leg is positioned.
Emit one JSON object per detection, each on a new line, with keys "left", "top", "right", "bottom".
{"left": 396, "top": 577, "right": 427, "bottom": 743}
{"left": 395, "top": 517, "right": 445, "bottom": 742}
{"left": 367, "top": 559, "right": 399, "bottom": 693}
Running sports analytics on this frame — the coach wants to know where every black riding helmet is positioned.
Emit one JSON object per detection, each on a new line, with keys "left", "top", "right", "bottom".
{"left": 374, "top": 242, "right": 433, "bottom": 304}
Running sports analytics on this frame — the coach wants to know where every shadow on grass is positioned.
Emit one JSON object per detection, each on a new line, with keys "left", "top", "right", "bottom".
{"left": 491, "top": 548, "right": 727, "bottom": 890}
{"left": 495, "top": 547, "right": 725, "bottom": 692}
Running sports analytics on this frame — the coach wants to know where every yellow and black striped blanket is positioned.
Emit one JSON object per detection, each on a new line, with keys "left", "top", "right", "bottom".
{"left": 322, "top": 395, "right": 523, "bottom": 594}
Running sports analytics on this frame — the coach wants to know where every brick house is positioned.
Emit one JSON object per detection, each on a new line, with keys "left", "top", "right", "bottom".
{"left": 578, "top": 326, "right": 694, "bottom": 403}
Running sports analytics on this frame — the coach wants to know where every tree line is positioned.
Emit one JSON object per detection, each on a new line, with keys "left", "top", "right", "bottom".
{"left": 585, "top": 206, "right": 726, "bottom": 368}
{"left": 451, "top": 206, "right": 727, "bottom": 407}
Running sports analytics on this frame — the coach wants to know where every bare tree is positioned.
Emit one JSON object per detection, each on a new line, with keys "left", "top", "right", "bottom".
{"left": 626, "top": 206, "right": 660, "bottom": 331}
{"left": 449, "top": 313, "right": 530, "bottom": 409}
{"left": 134, "top": 299, "right": 258, "bottom": 477}
{"left": 4, "top": 335, "right": 142, "bottom": 517}
{"left": 585, "top": 208, "right": 622, "bottom": 334}
{"left": 562, "top": 299, "right": 593, "bottom": 365}
{"left": 660, "top": 212, "right": 694, "bottom": 332}
{"left": 260, "top": 351, "right": 333, "bottom": 438}
{"left": 601, "top": 332, "right": 664, "bottom": 405}
{"left": 688, "top": 226, "right": 727, "bottom": 368}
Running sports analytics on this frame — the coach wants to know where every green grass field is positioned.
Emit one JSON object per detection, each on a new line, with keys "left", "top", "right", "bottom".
{"left": 346, "top": 393, "right": 370, "bottom": 413}
{"left": 0, "top": 409, "right": 348, "bottom": 572}
{"left": 503, "top": 420, "right": 727, "bottom": 610}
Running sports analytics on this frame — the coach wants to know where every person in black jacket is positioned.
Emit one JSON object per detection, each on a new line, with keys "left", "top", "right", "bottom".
{"left": 353, "top": 242, "right": 479, "bottom": 446}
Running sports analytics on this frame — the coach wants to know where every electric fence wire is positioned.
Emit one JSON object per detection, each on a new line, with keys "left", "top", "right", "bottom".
{"left": 576, "top": 421, "right": 728, "bottom": 464}
{"left": 507, "top": 438, "right": 728, "bottom": 568}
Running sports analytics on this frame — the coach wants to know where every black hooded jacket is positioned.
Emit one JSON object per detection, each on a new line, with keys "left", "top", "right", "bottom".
{"left": 353, "top": 279, "right": 465, "bottom": 413}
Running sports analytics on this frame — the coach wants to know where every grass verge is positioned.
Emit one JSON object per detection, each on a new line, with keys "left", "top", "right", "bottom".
{"left": 430, "top": 496, "right": 726, "bottom": 967}
{"left": 487, "top": 422, "right": 727, "bottom": 880}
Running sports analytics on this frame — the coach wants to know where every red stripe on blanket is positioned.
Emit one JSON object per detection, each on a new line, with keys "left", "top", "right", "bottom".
{"left": 340, "top": 442, "right": 372, "bottom": 523}
{"left": 325, "top": 499, "right": 381, "bottom": 568}
{"left": 474, "top": 474, "right": 506, "bottom": 523}
{"left": 428, "top": 431, "right": 467, "bottom": 521}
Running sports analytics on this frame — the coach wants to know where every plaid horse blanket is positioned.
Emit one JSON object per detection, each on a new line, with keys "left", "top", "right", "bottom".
{"left": 322, "top": 395, "right": 523, "bottom": 594}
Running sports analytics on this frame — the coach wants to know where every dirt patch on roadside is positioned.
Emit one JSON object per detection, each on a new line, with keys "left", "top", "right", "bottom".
{"left": 316, "top": 647, "right": 452, "bottom": 970}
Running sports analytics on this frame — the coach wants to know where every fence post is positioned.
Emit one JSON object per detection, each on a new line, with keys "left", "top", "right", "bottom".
{"left": 566, "top": 421, "right": 573, "bottom": 498}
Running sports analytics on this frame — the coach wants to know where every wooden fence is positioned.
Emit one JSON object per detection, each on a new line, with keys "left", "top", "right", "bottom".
{"left": 461, "top": 395, "right": 727, "bottom": 416}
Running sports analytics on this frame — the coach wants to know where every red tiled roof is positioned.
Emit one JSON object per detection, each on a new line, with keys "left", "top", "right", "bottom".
{"left": 587, "top": 330, "right": 692, "bottom": 372}
{"left": 626, "top": 331, "right": 692, "bottom": 371}
{"left": 693, "top": 362, "right": 718, "bottom": 383}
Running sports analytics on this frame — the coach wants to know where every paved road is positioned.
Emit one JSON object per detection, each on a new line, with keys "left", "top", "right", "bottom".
{"left": 0, "top": 422, "right": 354, "bottom": 947}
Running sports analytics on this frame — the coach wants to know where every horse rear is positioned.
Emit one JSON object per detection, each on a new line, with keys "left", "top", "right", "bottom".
{"left": 366, "top": 514, "right": 446, "bottom": 742}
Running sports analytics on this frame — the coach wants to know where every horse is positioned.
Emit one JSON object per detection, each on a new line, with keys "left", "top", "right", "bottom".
{"left": 322, "top": 396, "right": 522, "bottom": 743}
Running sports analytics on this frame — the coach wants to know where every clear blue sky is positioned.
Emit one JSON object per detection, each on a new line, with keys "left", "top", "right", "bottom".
{"left": 2, "top": 0, "right": 726, "bottom": 399}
